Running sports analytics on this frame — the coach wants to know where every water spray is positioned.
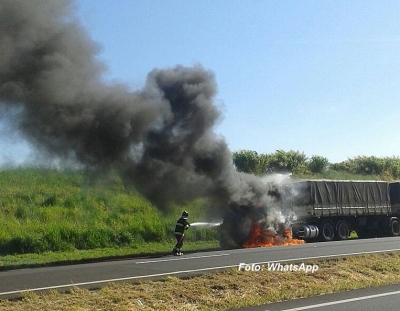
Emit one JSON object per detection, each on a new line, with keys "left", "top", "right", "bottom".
{"left": 190, "top": 222, "right": 222, "bottom": 228}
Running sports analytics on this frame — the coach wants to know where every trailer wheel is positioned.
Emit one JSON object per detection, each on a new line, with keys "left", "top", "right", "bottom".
{"left": 320, "top": 221, "right": 335, "bottom": 241}
{"left": 390, "top": 219, "right": 400, "bottom": 237}
{"left": 336, "top": 221, "right": 350, "bottom": 240}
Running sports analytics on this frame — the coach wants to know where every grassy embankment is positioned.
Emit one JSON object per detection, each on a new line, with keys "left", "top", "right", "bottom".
{"left": 0, "top": 167, "right": 219, "bottom": 268}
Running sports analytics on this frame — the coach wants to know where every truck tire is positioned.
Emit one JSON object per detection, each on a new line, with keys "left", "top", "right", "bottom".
{"left": 336, "top": 221, "right": 350, "bottom": 240}
{"left": 320, "top": 221, "right": 335, "bottom": 241}
{"left": 390, "top": 219, "right": 400, "bottom": 237}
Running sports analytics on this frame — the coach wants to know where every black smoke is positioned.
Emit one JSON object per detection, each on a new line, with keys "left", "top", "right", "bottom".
{"left": 0, "top": 0, "right": 277, "bottom": 247}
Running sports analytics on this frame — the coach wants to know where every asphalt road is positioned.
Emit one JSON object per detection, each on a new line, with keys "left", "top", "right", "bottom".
{"left": 235, "top": 283, "right": 400, "bottom": 311}
{"left": 1, "top": 237, "right": 400, "bottom": 299}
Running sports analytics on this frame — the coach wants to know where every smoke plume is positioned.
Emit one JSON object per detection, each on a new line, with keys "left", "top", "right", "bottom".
{"left": 0, "top": 0, "right": 284, "bottom": 248}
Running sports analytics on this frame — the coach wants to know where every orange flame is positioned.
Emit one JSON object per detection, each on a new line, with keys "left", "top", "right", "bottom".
{"left": 243, "top": 222, "right": 304, "bottom": 248}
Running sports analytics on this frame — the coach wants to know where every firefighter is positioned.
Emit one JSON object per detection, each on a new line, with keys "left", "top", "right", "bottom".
{"left": 172, "top": 211, "right": 190, "bottom": 255}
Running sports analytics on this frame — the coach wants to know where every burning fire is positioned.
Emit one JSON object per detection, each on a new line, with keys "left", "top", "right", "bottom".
{"left": 243, "top": 222, "right": 305, "bottom": 248}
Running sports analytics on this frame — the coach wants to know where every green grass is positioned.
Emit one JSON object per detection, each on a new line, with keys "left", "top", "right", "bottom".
{"left": 0, "top": 167, "right": 219, "bottom": 257}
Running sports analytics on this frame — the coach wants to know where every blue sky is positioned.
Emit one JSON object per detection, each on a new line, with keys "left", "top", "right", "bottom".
{"left": 1, "top": 0, "right": 400, "bottom": 165}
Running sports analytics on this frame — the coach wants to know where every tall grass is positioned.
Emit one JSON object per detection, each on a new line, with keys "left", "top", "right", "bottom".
{"left": 0, "top": 167, "right": 218, "bottom": 255}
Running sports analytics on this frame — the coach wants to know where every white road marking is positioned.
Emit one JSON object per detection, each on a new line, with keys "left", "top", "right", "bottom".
{"left": 278, "top": 289, "right": 400, "bottom": 311}
{"left": 1, "top": 247, "right": 400, "bottom": 297}
{"left": 135, "top": 253, "right": 230, "bottom": 264}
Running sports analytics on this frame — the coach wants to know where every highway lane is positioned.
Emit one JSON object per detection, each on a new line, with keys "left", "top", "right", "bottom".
{"left": 235, "top": 283, "right": 400, "bottom": 310}
{"left": 1, "top": 237, "right": 400, "bottom": 299}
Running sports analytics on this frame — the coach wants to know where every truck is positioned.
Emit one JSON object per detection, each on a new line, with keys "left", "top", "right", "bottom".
{"left": 283, "top": 180, "right": 400, "bottom": 241}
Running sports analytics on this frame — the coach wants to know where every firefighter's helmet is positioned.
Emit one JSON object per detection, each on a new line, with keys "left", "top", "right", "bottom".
{"left": 181, "top": 211, "right": 189, "bottom": 219}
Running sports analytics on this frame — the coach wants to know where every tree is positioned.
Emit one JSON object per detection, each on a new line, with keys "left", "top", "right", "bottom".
{"left": 232, "top": 150, "right": 259, "bottom": 174}
{"left": 268, "top": 150, "right": 307, "bottom": 173}
{"left": 308, "top": 155, "right": 329, "bottom": 173}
